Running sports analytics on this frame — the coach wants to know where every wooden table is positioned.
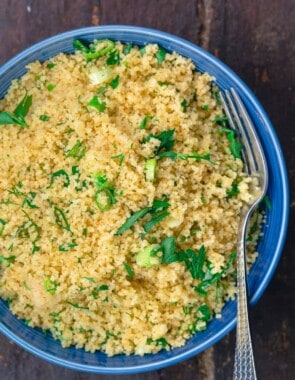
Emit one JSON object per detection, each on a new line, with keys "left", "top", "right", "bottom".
{"left": 0, "top": 1, "right": 294, "bottom": 379}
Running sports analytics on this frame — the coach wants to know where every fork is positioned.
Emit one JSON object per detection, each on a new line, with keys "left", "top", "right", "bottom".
{"left": 220, "top": 88, "right": 268, "bottom": 380}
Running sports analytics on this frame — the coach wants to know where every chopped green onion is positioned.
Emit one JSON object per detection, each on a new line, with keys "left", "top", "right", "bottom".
{"left": 53, "top": 206, "right": 72, "bottom": 233}
{"left": 139, "top": 46, "right": 146, "bottom": 56}
{"left": 94, "top": 189, "right": 113, "bottom": 211}
{"left": 87, "top": 66, "right": 113, "bottom": 85}
{"left": 144, "top": 158, "right": 157, "bottom": 181}
{"left": 136, "top": 245, "right": 161, "bottom": 267}
{"left": 73, "top": 39, "right": 90, "bottom": 54}
{"left": 83, "top": 277, "right": 95, "bottom": 283}
{"left": 115, "top": 207, "right": 151, "bottom": 235}
{"left": 49, "top": 169, "right": 70, "bottom": 188}
{"left": 87, "top": 96, "right": 106, "bottom": 112}
{"left": 85, "top": 39, "right": 115, "bottom": 60}
{"left": 22, "top": 192, "right": 38, "bottom": 209}
{"left": 67, "top": 301, "right": 89, "bottom": 310}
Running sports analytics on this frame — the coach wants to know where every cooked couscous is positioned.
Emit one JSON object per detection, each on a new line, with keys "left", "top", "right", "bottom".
{"left": 0, "top": 40, "right": 260, "bottom": 355}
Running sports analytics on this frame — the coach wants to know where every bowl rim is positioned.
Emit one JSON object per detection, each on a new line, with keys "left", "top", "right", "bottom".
{"left": 0, "top": 25, "right": 290, "bottom": 374}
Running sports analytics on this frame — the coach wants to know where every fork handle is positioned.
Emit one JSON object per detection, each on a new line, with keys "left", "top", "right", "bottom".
{"left": 233, "top": 228, "right": 257, "bottom": 380}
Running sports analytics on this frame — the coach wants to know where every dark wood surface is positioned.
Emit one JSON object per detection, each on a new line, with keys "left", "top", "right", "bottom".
{"left": 0, "top": 1, "right": 294, "bottom": 379}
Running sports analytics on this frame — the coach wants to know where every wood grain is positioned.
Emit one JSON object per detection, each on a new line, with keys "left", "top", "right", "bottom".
{"left": 0, "top": 0, "right": 294, "bottom": 379}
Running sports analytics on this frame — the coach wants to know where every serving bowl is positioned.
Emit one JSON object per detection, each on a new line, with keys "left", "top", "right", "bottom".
{"left": 0, "top": 25, "right": 289, "bottom": 374}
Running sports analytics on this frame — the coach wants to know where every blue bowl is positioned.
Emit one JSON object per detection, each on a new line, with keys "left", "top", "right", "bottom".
{"left": 0, "top": 26, "right": 289, "bottom": 374}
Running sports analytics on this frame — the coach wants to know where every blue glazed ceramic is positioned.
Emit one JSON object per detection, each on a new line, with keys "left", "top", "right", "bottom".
{"left": 0, "top": 26, "right": 289, "bottom": 374}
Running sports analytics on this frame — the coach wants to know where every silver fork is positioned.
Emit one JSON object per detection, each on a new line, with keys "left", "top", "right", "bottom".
{"left": 220, "top": 88, "right": 268, "bottom": 380}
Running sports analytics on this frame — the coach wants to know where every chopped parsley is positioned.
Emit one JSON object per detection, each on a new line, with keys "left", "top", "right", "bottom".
{"left": 47, "top": 62, "right": 56, "bottom": 69}
{"left": 0, "top": 255, "right": 16, "bottom": 267}
{"left": 155, "top": 47, "right": 167, "bottom": 65}
{"left": 73, "top": 39, "right": 115, "bottom": 61}
{"left": 44, "top": 278, "right": 58, "bottom": 295}
{"left": 181, "top": 99, "right": 188, "bottom": 112}
{"left": 67, "top": 301, "right": 89, "bottom": 310}
{"left": 220, "top": 127, "right": 242, "bottom": 159}
{"left": 123, "top": 44, "right": 133, "bottom": 55}
{"left": 109, "top": 75, "right": 120, "bottom": 89}
{"left": 46, "top": 83, "right": 56, "bottom": 91}
{"left": 58, "top": 242, "right": 77, "bottom": 251}
{"left": 111, "top": 153, "right": 124, "bottom": 166}
{"left": 139, "top": 115, "right": 154, "bottom": 130}
{"left": 22, "top": 192, "right": 38, "bottom": 209}
{"left": 0, "top": 92, "right": 32, "bottom": 128}
{"left": 66, "top": 140, "right": 87, "bottom": 161}
{"left": 0, "top": 219, "right": 7, "bottom": 237}
{"left": 123, "top": 262, "right": 134, "bottom": 278}
{"left": 87, "top": 96, "right": 106, "bottom": 112}
{"left": 39, "top": 115, "right": 50, "bottom": 121}
{"left": 226, "top": 182, "right": 239, "bottom": 199}
{"left": 106, "top": 49, "right": 121, "bottom": 65}
{"left": 53, "top": 206, "right": 72, "bottom": 233}
{"left": 144, "top": 129, "right": 175, "bottom": 155}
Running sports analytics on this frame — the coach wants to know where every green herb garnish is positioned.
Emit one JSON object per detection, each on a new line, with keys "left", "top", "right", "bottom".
{"left": 39, "top": 115, "right": 50, "bottom": 121}
{"left": 0, "top": 92, "right": 32, "bottom": 128}
{"left": 144, "top": 129, "right": 175, "bottom": 155}
{"left": 22, "top": 192, "right": 38, "bottom": 209}
{"left": 178, "top": 245, "right": 206, "bottom": 280}
{"left": 123, "top": 262, "right": 134, "bottom": 278}
{"left": 155, "top": 47, "right": 167, "bottom": 65}
{"left": 140, "top": 115, "right": 153, "bottom": 130}
{"left": 67, "top": 301, "right": 89, "bottom": 310}
{"left": 0, "top": 255, "right": 16, "bottom": 267}
{"left": 47, "top": 62, "right": 56, "bottom": 69}
{"left": 47, "top": 83, "right": 56, "bottom": 91}
{"left": 53, "top": 206, "right": 72, "bottom": 233}
{"left": 220, "top": 127, "right": 242, "bottom": 159}
{"left": 87, "top": 96, "right": 106, "bottom": 112}
{"left": 44, "top": 278, "right": 58, "bottom": 295}
{"left": 109, "top": 75, "right": 120, "bottom": 89}
{"left": 123, "top": 44, "right": 133, "bottom": 55}
{"left": 106, "top": 49, "right": 121, "bottom": 65}
{"left": 111, "top": 153, "right": 124, "bottom": 166}
{"left": 49, "top": 169, "right": 70, "bottom": 188}
{"left": 181, "top": 99, "right": 188, "bottom": 112}
{"left": 93, "top": 173, "right": 117, "bottom": 211}
{"left": 0, "top": 219, "right": 7, "bottom": 237}
{"left": 58, "top": 242, "right": 77, "bottom": 251}
{"left": 226, "top": 182, "right": 239, "bottom": 199}
{"left": 66, "top": 140, "right": 87, "bottom": 161}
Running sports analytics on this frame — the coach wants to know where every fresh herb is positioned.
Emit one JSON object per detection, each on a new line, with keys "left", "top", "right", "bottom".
{"left": 0, "top": 255, "right": 16, "bottom": 267}
{"left": 181, "top": 99, "right": 188, "bottom": 112}
{"left": 83, "top": 277, "right": 95, "bottom": 283}
{"left": 158, "top": 81, "right": 170, "bottom": 86}
{"left": 106, "top": 49, "right": 121, "bottom": 65}
{"left": 109, "top": 75, "right": 120, "bottom": 89}
{"left": 161, "top": 236, "right": 178, "bottom": 264}
{"left": 197, "top": 304, "right": 211, "bottom": 322}
{"left": 157, "top": 151, "right": 216, "bottom": 165}
{"left": 115, "top": 196, "right": 170, "bottom": 235}
{"left": 0, "top": 218, "right": 7, "bottom": 237}
{"left": 53, "top": 206, "right": 72, "bottom": 233}
{"left": 145, "top": 129, "right": 175, "bottom": 155}
{"left": 19, "top": 210, "right": 41, "bottom": 254}
{"left": 67, "top": 301, "right": 89, "bottom": 310}
{"left": 47, "top": 62, "right": 56, "bottom": 69}
{"left": 143, "top": 211, "right": 170, "bottom": 233}
{"left": 91, "top": 284, "right": 109, "bottom": 298}
{"left": 44, "top": 278, "right": 58, "bottom": 295}
{"left": 220, "top": 127, "right": 242, "bottom": 159}
{"left": 73, "top": 39, "right": 115, "bottom": 60}
{"left": 212, "top": 88, "right": 222, "bottom": 105}
{"left": 140, "top": 115, "right": 153, "bottom": 130}
{"left": 39, "top": 114, "right": 50, "bottom": 121}
{"left": 123, "top": 262, "right": 134, "bottom": 278}
{"left": 47, "top": 83, "right": 56, "bottom": 91}
{"left": 139, "top": 46, "right": 146, "bottom": 56}
{"left": 178, "top": 245, "right": 206, "bottom": 280}
{"left": 111, "top": 153, "right": 124, "bottom": 166}
{"left": 155, "top": 47, "right": 167, "bottom": 65}
{"left": 214, "top": 115, "right": 228, "bottom": 127}
{"left": 22, "top": 192, "right": 38, "bottom": 209}
{"left": 49, "top": 169, "right": 70, "bottom": 188}
{"left": 87, "top": 96, "right": 106, "bottom": 112}
{"left": 226, "top": 182, "right": 239, "bottom": 199}
{"left": 123, "top": 44, "right": 133, "bottom": 55}
{"left": 147, "top": 337, "right": 169, "bottom": 348}
{"left": 82, "top": 227, "right": 88, "bottom": 237}
{"left": 8, "top": 181, "right": 24, "bottom": 197}
{"left": 202, "top": 105, "right": 209, "bottom": 111}
{"left": 58, "top": 242, "right": 77, "bottom": 251}
{"left": 0, "top": 92, "right": 32, "bottom": 128}
{"left": 66, "top": 140, "right": 87, "bottom": 160}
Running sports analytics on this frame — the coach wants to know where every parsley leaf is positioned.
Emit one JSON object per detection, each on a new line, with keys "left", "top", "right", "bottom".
{"left": 155, "top": 47, "right": 167, "bottom": 65}
{"left": 109, "top": 75, "right": 120, "bottom": 89}
{"left": 0, "top": 92, "right": 32, "bottom": 128}
{"left": 226, "top": 182, "right": 239, "bottom": 199}
{"left": 140, "top": 115, "right": 153, "bottom": 129}
{"left": 220, "top": 127, "right": 242, "bottom": 159}
{"left": 87, "top": 96, "right": 106, "bottom": 112}
{"left": 161, "top": 236, "right": 178, "bottom": 264}
{"left": 106, "top": 49, "right": 121, "bottom": 65}
{"left": 145, "top": 129, "right": 175, "bottom": 154}
{"left": 123, "top": 262, "right": 134, "bottom": 278}
{"left": 178, "top": 245, "right": 206, "bottom": 279}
